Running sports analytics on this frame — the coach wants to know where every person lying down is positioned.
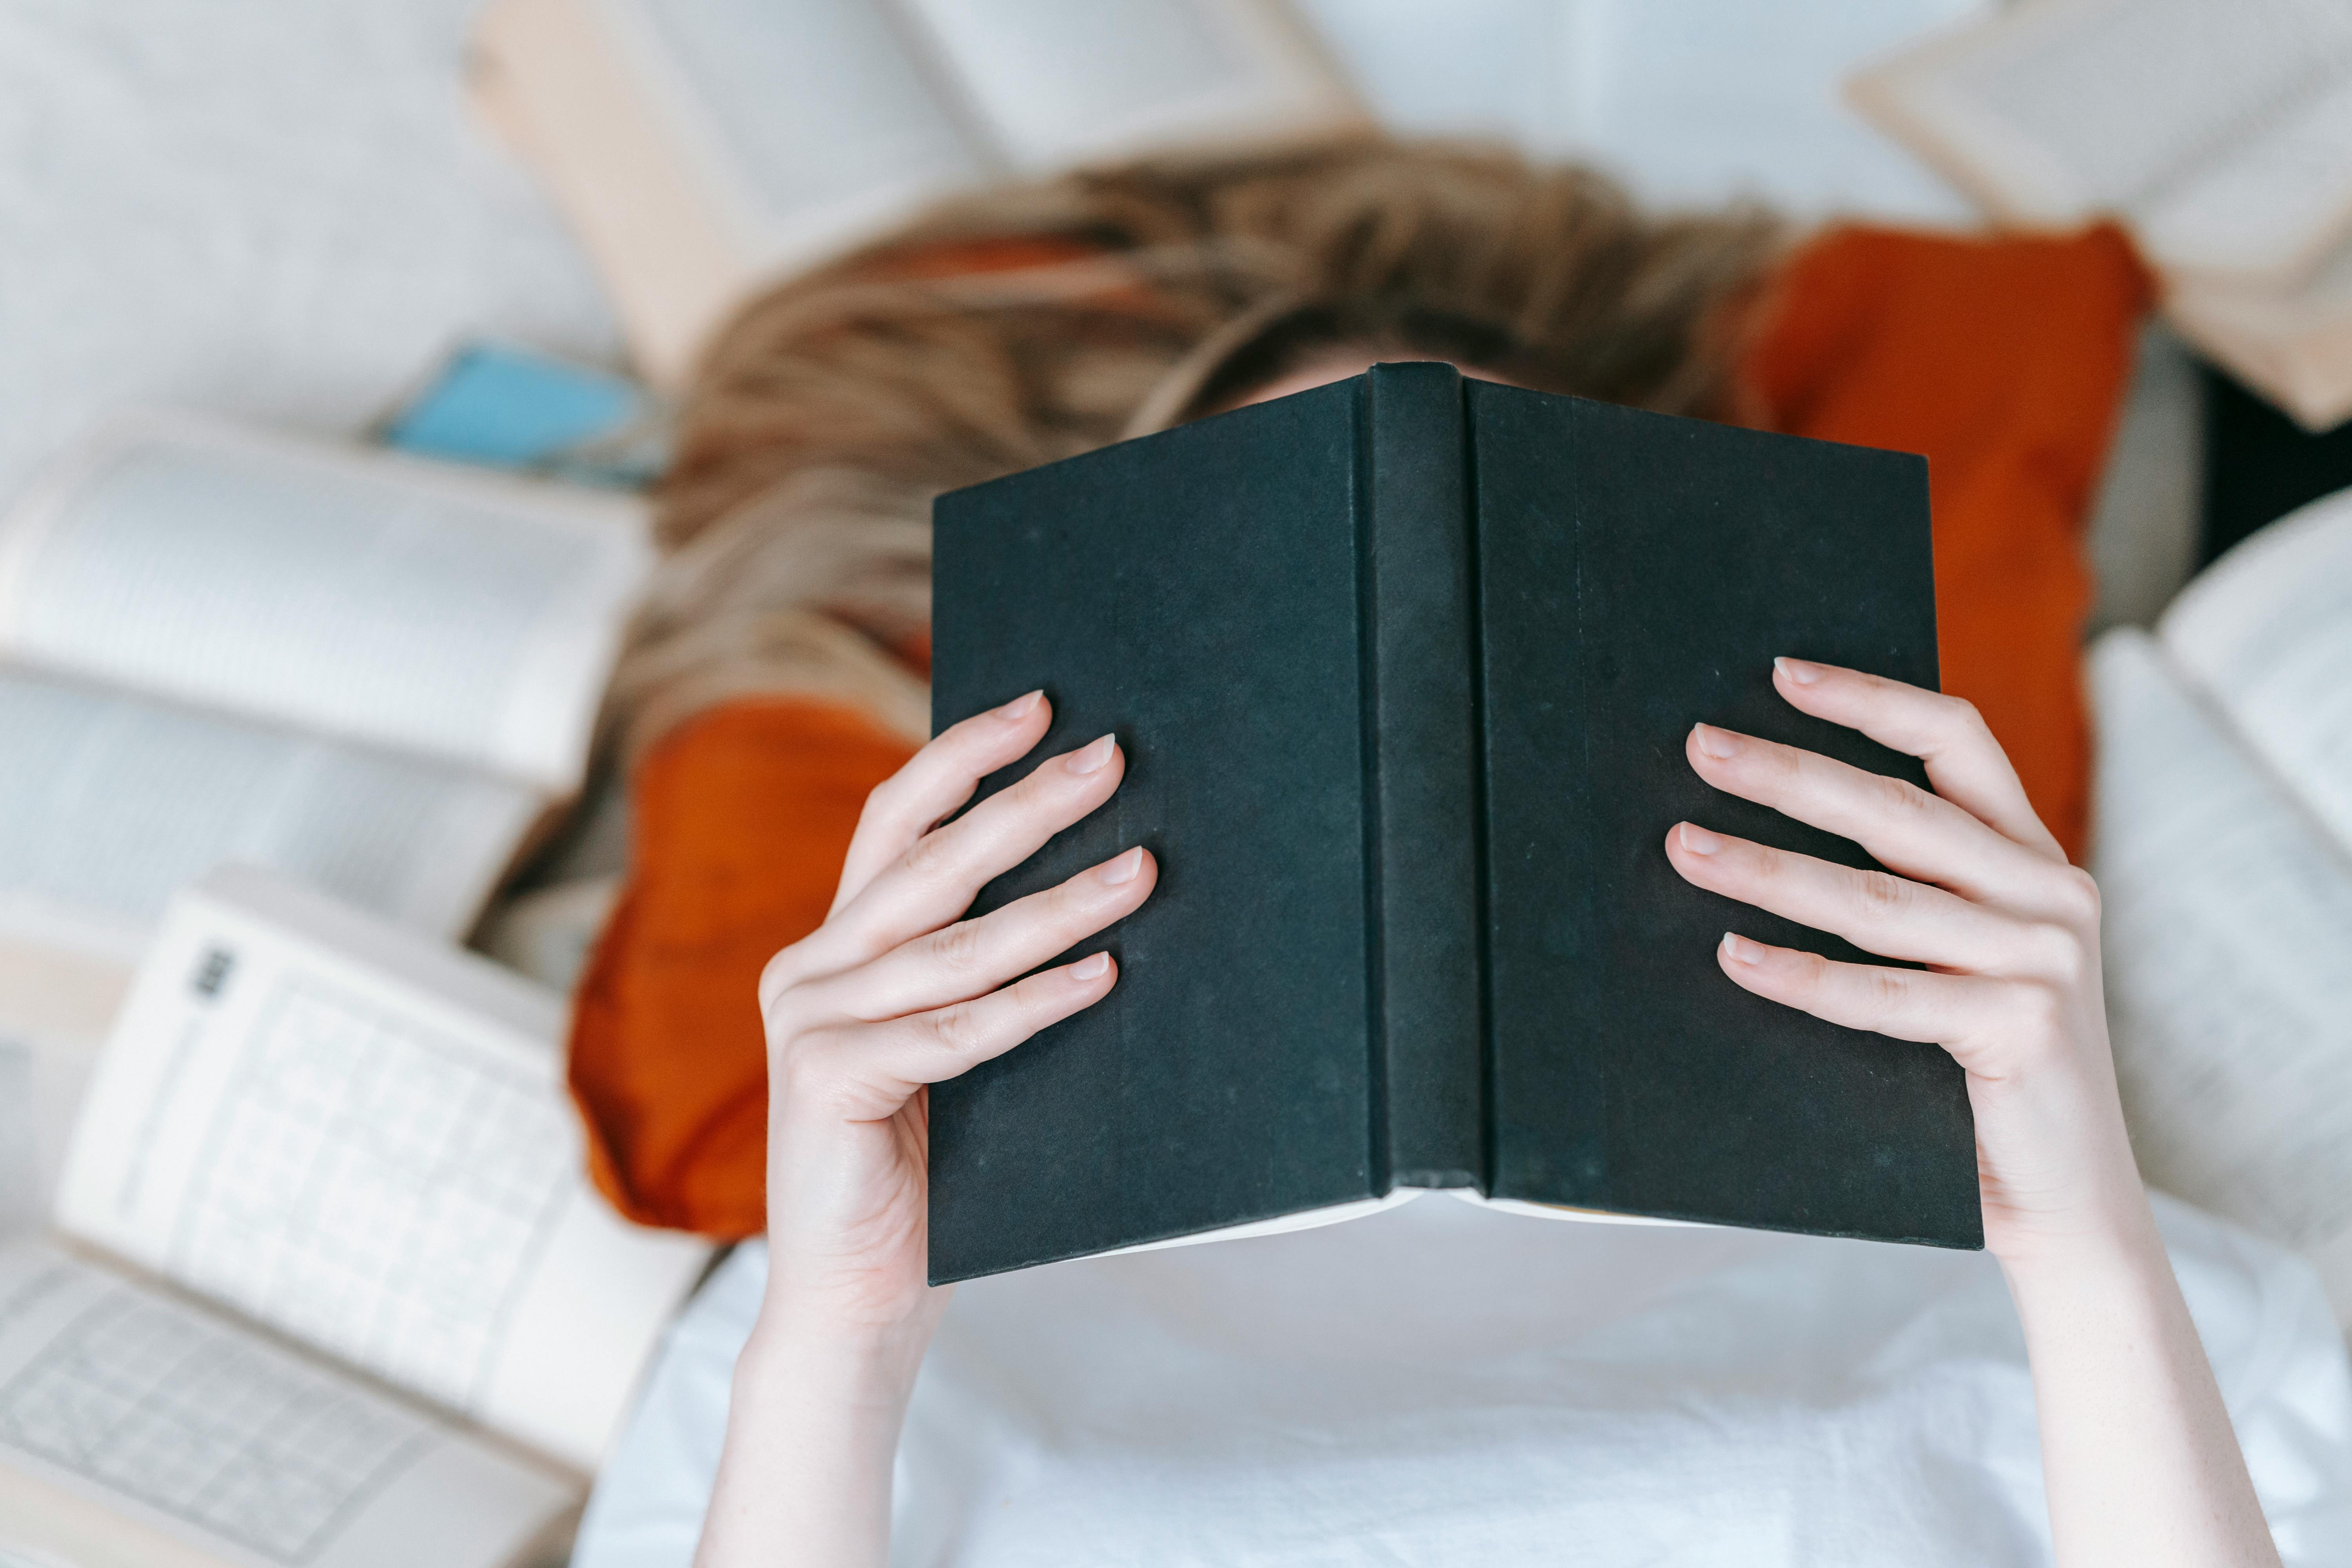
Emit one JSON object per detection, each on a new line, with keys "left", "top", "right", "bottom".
{"left": 569, "top": 144, "right": 2352, "bottom": 1566}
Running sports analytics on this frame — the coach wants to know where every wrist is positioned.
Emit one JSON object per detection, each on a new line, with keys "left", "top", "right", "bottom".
{"left": 1966, "top": 1047, "right": 2157, "bottom": 1267}
{"left": 742, "top": 1313, "right": 933, "bottom": 1403}
{"left": 697, "top": 1307, "right": 920, "bottom": 1568}
{"left": 1993, "top": 1182, "right": 2168, "bottom": 1298}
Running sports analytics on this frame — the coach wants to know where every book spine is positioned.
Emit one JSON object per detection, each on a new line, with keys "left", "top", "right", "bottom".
{"left": 1358, "top": 363, "right": 1487, "bottom": 1191}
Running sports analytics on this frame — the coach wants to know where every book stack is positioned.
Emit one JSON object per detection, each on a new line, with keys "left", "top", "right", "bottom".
{"left": 0, "top": 408, "right": 650, "bottom": 1000}
{"left": 0, "top": 374, "right": 688, "bottom": 1564}
{"left": 1850, "top": 0, "right": 2352, "bottom": 430}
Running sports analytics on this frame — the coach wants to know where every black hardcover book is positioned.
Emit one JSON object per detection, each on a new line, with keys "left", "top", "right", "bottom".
{"left": 927, "top": 362, "right": 1980, "bottom": 1284}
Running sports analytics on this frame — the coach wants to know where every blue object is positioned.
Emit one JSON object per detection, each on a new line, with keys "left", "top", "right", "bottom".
{"left": 384, "top": 342, "right": 657, "bottom": 481}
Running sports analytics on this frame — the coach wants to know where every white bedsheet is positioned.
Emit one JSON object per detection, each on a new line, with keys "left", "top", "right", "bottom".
{"left": 579, "top": 1190, "right": 2352, "bottom": 1567}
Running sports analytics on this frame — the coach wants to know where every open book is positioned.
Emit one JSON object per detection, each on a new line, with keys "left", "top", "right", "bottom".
{"left": 468, "top": 0, "right": 1364, "bottom": 384}
{"left": 1850, "top": 0, "right": 2352, "bottom": 429}
{"left": 927, "top": 364, "right": 1978, "bottom": 1283}
{"left": 2090, "top": 485, "right": 2352, "bottom": 1327}
{"left": 0, "top": 866, "right": 711, "bottom": 1568}
{"left": 0, "top": 409, "right": 652, "bottom": 976}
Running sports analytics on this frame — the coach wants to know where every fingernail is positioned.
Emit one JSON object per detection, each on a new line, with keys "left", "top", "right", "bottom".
{"left": 1721, "top": 931, "right": 1763, "bottom": 965}
{"left": 1071, "top": 951, "right": 1111, "bottom": 981}
{"left": 1066, "top": 733, "right": 1117, "bottom": 774}
{"left": 1677, "top": 822, "right": 1724, "bottom": 856}
{"left": 993, "top": 689, "right": 1043, "bottom": 720}
{"left": 1691, "top": 724, "right": 1742, "bottom": 760}
{"left": 1096, "top": 846, "right": 1144, "bottom": 885}
{"left": 1775, "top": 657, "right": 1824, "bottom": 686}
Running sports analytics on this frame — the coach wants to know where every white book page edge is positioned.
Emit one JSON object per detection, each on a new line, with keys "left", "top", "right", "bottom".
{"left": 1096, "top": 1185, "right": 1705, "bottom": 1261}
{"left": 2166, "top": 243, "right": 2352, "bottom": 431}
{"left": 1092, "top": 1190, "right": 1420, "bottom": 1259}
{"left": 1451, "top": 1191, "right": 1707, "bottom": 1229}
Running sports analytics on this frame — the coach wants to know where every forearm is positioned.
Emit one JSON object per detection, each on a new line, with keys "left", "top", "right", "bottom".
{"left": 693, "top": 1321, "right": 919, "bottom": 1568}
{"left": 698, "top": 702, "right": 1138, "bottom": 1566}
{"left": 2005, "top": 1201, "right": 2279, "bottom": 1568}
{"left": 1670, "top": 666, "right": 2288, "bottom": 1565}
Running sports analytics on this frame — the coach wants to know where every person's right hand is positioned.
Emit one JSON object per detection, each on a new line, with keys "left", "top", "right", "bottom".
{"left": 751, "top": 689, "right": 1155, "bottom": 1366}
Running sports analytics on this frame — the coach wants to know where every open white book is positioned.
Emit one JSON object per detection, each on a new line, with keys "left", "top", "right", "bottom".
{"left": 468, "top": 0, "right": 1365, "bottom": 384}
{"left": 0, "top": 410, "right": 652, "bottom": 978}
{"left": 2167, "top": 242, "right": 2352, "bottom": 437}
{"left": 0, "top": 866, "right": 712, "bottom": 1568}
{"left": 2090, "top": 485, "right": 2352, "bottom": 1326}
{"left": 1850, "top": 0, "right": 2352, "bottom": 429}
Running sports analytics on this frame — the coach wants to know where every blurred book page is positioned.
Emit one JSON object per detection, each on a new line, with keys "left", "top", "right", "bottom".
{"left": 468, "top": 0, "right": 774, "bottom": 387}
{"left": 0, "top": 673, "right": 534, "bottom": 955}
{"left": 472, "top": 0, "right": 1355, "bottom": 383}
{"left": 53, "top": 869, "right": 709, "bottom": 1471}
{"left": 2091, "top": 630, "right": 2352, "bottom": 1321}
{"left": 1852, "top": 0, "right": 2352, "bottom": 279}
{"left": 2134, "top": 71, "right": 2352, "bottom": 282}
{"left": 0, "top": 412, "right": 651, "bottom": 792}
{"left": 2157, "top": 487, "right": 2352, "bottom": 849}
{"left": 590, "top": 0, "right": 989, "bottom": 260}
{"left": 2168, "top": 237, "right": 2352, "bottom": 430}
{"left": 902, "top": 0, "right": 1357, "bottom": 171}
{"left": 0, "top": 1241, "right": 575, "bottom": 1568}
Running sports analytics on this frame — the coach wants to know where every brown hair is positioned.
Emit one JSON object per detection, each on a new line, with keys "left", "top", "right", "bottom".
{"left": 610, "top": 138, "right": 1785, "bottom": 759}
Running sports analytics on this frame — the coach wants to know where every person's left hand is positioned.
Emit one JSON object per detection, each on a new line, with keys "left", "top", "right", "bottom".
{"left": 1662, "top": 657, "right": 2143, "bottom": 1271}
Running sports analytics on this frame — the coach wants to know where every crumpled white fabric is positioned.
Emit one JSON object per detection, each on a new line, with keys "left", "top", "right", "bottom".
{"left": 577, "top": 1190, "right": 2352, "bottom": 1567}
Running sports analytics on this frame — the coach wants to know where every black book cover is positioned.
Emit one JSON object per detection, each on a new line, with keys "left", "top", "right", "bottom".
{"left": 927, "top": 363, "right": 1980, "bottom": 1284}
